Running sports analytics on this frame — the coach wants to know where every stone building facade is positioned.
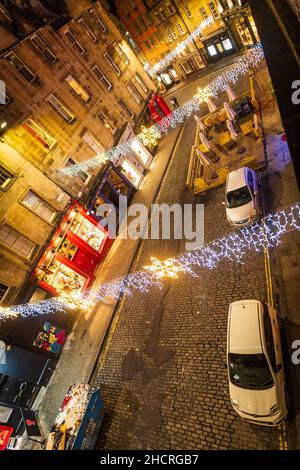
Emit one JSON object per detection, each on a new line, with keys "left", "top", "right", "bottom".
{"left": 115, "top": 0, "right": 259, "bottom": 87}
{"left": 0, "top": 0, "right": 155, "bottom": 308}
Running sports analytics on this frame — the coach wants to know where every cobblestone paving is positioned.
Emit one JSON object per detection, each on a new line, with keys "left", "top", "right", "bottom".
{"left": 91, "top": 108, "right": 283, "bottom": 449}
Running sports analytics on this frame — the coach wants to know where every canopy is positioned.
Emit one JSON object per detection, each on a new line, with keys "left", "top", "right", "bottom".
{"left": 226, "top": 119, "right": 238, "bottom": 140}
{"left": 207, "top": 97, "right": 217, "bottom": 113}
{"left": 194, "top": 115, "right": 206, "bottom": 131}
{"left": 199, "top": 131, "right": 211, "bottom": 151}
{"left": 196, "top": 148, "right": 211, "bottom": 167}
{"left": 226, "top": 85, "right": 237, "bottom": 102}
{"left": 224, "top": 102, "right": 237, "bottom": 121}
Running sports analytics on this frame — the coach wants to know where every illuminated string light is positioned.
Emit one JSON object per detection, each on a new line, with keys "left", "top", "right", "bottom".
{"left": 148, "top": 17, "right": 214, "bottom": 77}
{"left": 58, "top": 44, "right": 264, "bottom": 177}
{"left": 0, "top": 202, "right": 299, "bottom": 321}
{"left": 144, "top": 257, "right": 186, "bottom": 279}
{"left": 138, "top": 125, "right": 161, "bottom": 147}
{"left": 196, "top": 87, "right": 211, "bottom": 103}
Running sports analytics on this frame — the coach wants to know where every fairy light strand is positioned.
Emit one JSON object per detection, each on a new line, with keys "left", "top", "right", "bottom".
{"left": 1, "top": 202, "right": 299, "bottom": 321}
{"left": 148, "top": 16, "right": 214, "bottom": 77}
{"left": 59, "top": 44, "right": 264, "bottom": 177}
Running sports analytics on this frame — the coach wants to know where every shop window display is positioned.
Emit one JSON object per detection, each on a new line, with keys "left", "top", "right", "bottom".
{"left": 41, "top": 260, "right": 86, "bottom": 295}
{"left": 69, "top": 213, "right": 106, "bottom": 251}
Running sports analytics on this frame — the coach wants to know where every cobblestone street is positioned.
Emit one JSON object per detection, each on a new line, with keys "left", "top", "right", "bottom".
{"left": 91, "top": 64, "right": 295, "bottom": 449}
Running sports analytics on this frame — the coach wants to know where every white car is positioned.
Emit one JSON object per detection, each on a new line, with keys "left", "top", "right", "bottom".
{"left": 227, "top": 300, "right": 287, "bottom": 426}
{"left": 225, "top": 167, "right": 260, "bottom": 226}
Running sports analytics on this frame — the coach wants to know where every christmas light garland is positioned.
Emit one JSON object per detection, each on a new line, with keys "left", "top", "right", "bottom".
{"left": 147, "top": 16, "right": 214, "bottom": 77}
{"left": 1, "top": 202, "right": 299, "bottom": 321}
{"left": 59, "top": 43, "right": 264, "bottom": 177}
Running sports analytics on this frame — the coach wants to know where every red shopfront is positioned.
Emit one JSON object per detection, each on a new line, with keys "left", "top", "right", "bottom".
{"left": 33, "top": 202, "right": 112, "bottom": 297}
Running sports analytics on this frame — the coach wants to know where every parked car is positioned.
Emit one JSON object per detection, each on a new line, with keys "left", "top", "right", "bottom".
{"left": 227, "top": 299, "right": 287, "bottom": 426}
{"left": 225, "top": 167, "right": 261, "bottom": 227}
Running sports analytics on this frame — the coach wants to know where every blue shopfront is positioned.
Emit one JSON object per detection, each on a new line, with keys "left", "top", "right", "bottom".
{"left": 87, "top": 162, "right": 136, "bottom": 226}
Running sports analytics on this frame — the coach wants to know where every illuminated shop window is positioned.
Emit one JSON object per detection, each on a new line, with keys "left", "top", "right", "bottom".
{"left": 207, "top": 44, "right": 218, "bottom": 56}
{"left": 70, "top": 213, "right": 106, "bottom": 251}
{"left": 222, "top": 38, "right": 233, "bottom": 50}
{"left": 121, "top": 160, "right": 142, "bottom": 187}
{"left": 41, "top": 260, "right": 86, "bottom": 293}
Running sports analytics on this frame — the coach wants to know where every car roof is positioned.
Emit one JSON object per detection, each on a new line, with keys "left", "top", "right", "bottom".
{"left": 228, "top": 300, "right": 263, "bottom": 354}
{"left": 226, "top": 168, "right": 247, "bottom": 192}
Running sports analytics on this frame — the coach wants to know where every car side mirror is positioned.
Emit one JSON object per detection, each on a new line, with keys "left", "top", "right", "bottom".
{"left": 275, "top": 363, "right": 282, "bottom": 373}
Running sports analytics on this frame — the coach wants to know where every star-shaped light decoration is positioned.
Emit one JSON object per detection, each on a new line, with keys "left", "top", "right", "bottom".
{"left": 196, "top": 87, "right": 211, "bottom": 103}
{"left": 0, "top": 306, "right": 18, "bottom": 320}
{"left": 139, "top": 125, "right": 161, "bottom": 148}
{"left": 144, "top": 257, "right": 185, "bottom": 279}
{"left": 58, "top": 290, "right": 95, "bottom": 311}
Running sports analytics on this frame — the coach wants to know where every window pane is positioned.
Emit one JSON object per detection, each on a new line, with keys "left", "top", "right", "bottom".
{"left": 22, "top": 190, "right": 56, "bottom": 222}
{"left": 222, "top": 38, "right": 233, "bottom": 50}
{"left": 0, "top": 283, "right": 9, "bottom": 303}
{"left": 0, "top": 225, "right": 34, "bottom": 257}
{"left": 31, "top": 34, "right": 57, "bottom": 63}
{"left": 0, "top": 165, "right": 14, "bottom": 189}
{"left": 207, "top": 45, "right": 218, "bottom": 56}
{"left": 65, "top": 74, "right": 90, "bottom": 102}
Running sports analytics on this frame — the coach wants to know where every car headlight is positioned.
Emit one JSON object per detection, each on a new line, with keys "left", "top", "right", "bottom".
{"left": 231, "top": 399, "right": 239, "bottom": 409}
{"left": 270, "top": 404, "right": 279, "bottom": 415}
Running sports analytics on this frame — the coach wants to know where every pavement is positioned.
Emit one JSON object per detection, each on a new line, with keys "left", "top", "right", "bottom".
{"left": 31, "top": 56, "right": 300, "bottom": 450}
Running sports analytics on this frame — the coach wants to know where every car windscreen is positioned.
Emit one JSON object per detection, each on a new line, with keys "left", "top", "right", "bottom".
{"left": 228, "top": 353, "right": 274, "bottom": 390}
{"left": 226, "top": 185, "right": 252, "bottom": 208}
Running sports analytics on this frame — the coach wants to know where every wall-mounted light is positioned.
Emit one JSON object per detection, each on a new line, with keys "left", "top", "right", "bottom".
{"left": 0, "top": 121, "right": 7, "bottom": 130}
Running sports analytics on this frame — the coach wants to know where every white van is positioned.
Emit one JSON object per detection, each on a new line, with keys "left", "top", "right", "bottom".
{"left": 225, "top": 167, "right": 260, "bottom": 227}
{"left": 227, "top": 300, "right": 287, "bottom": 426}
